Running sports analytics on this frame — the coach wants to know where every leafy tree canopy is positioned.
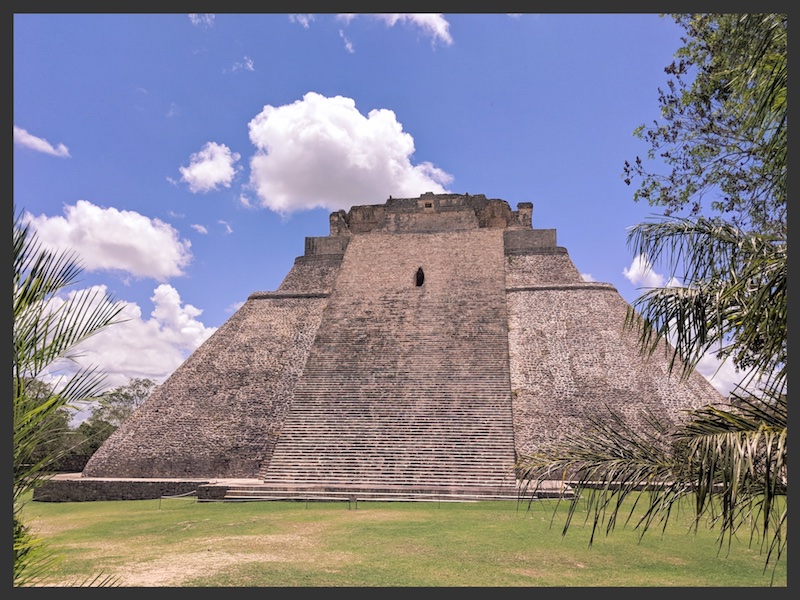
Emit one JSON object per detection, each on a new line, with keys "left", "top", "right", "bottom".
{"left": 74, "top": 378, "right": 159, "bottom": 456}
{"left": 89, "top": 378, "right": 158, "bottom": 429}
{"left": 520, "top": 13, "right": 787, "bottom": 578}
{"left": 623, "top": 13, "right": 786, "bottom": 235}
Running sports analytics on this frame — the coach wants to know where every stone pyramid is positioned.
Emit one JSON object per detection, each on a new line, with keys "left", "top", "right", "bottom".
{"left": 81, "top": 193, "right": 723, "bottom": 499}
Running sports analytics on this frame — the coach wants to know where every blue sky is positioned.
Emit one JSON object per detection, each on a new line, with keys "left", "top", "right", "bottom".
{"left": 14, "top": 13, "right": 743, "bottom": 419}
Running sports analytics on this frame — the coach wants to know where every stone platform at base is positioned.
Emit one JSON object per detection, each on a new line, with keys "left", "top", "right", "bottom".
{"left": 31, "top": 473, "right": 572, "bottom": 503}
{"left": 31, "top": 473, "right": 257, "bottom": 502}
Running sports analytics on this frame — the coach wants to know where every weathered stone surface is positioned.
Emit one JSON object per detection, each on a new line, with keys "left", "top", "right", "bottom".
{"left": 507, "top": 284, "right": 719, "bottom": 455}
{"left": 261, "top": 228, "right": 516, "bottom": 488}
{"left": 33, "top": 479, "right": 205, "bottom": 502}
{"left": 83, "top": 293, "right": 328, "bottom": 478}
{"left": 71, "top": 193, "right": 722, "bottom": 500}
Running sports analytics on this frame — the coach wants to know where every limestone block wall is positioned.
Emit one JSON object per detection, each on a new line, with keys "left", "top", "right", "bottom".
{"left": 506, "top": 271, "right": 723, "bottom": 457}
{"left": 78, "top": 192, "right": 726, "bottom": 487}
{"left": 302, "top": 237, "right": 350, "bottom": 258}
{"left": 81, "top": 295, "right": 328, "bottom": 478}
{"left": 33, "top": 479, "right": 205, "bottom": 502}
{"left": 503, "top": 229, "right": 558, "bottom": 253}
{"left": 504, "top": 252, "right": 583, "bottom": 287}
{"left": 276, "top": 255, "right": 343, "bottom": 293}
{"left": 379, "top": 209, "right": 481, "bottom": 233}
{"left": 261, "top": 228, "right": 518, "bottom": 485}
{"left": 82, "top": 253, "right": 344, "bottom": 479}
{"left": 331, "top": 194, "right": 533, "bottom": 236}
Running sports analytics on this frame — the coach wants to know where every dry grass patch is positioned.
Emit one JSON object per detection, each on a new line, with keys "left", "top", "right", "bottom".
{"left": 19, "top": 498, "right": 786, "bottom": 587}
{"left": 30, "top": 520, "right": 359, "bottom": 587}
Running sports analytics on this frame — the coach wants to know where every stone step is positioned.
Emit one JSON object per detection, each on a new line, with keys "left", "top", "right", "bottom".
{"left": 266, "top": 449, "right": 515, "bottom": 457}
{"left": 273, "top": 429, "right": 514, "bottom": 436}
{"left": 263, "top": 466, "right": 515, "bottom": 475}
{"left": 259, "top": 232, "right": 516, "bottom": 498}
{"left": 197, "top": 481, "right": 575, "bottom": 503}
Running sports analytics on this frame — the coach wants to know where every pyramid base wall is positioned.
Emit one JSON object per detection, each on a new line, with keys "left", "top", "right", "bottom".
{"left": 32, "top": 475, "right": 208, "bottom": 502}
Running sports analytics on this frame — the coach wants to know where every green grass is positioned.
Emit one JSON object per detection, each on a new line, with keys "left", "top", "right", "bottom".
{"left": 19, "top": 495, "right": 786, "bottom": 587}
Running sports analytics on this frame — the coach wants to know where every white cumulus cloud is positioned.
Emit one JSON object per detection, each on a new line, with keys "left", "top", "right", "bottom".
{"left": 24, "top": 200, "right": 192, "bottom": 281}
{"left": 247, "top": 92, "right": 452, "bottom": 214}
{"left": 623, "top": 254, "right": 683, "bottom": 289}
{"left": 14, "top": 126, "right": 70, "bottom": 157}
{"left": 179, "top": 141, "right": 242, "bottom": 193}
{"left": 191, "top": 224, "right": 208, "bottom": 234}
{"left": 147, "top": 284, "right": 217, "bottom": 351}
{"left": 337, "top": 14, "right": 453, "bottom": 46}
{"left": 623, "top": 254, "right": 665, "bottom": 289}
{"left": 289, "top": 14, "right": 314, "bottom": 28}
{"left": 694, "top": 352, "right": 748, "bottom": 397}
{"left": 622, "top": 255, "right": 742, "bottom": 396}
{"left": 41, "top": 284, "right": 217, "bottom": 425}
{"left": 188, "top": 14, "right": 214, "bottom": 28}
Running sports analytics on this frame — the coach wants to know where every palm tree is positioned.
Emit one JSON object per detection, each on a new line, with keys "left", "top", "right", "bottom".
{"left": 516, "top": 218, "right": 787, "bottom": 576}
{"left": 13, "top": 210, "right": 125, "bottom": 586}
{"left": 518, "top": 14, "right": 787, "bottom": 578}
{"left": 626, "top": 216, "right": 786, "bottom": 395}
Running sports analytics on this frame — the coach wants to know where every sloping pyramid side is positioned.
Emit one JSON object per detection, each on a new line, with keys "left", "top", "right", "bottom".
{"left": 81, "top": 256, "right": 341, "bottom": 478}
{"left": 505, "top": 251, "right": 724, "bottom": 458}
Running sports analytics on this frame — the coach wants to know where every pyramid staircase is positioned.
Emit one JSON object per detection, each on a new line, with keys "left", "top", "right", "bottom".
{"left": 223, "top": 233, "right": 532, "bottom": 502}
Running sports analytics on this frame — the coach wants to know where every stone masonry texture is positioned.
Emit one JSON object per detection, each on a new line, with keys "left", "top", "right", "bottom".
{"left": 73, "top": 193, "right": 723, "bottom": 499}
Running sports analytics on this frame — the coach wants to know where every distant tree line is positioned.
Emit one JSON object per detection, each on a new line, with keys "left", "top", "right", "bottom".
{"left": 29, "top": 377, "right": 158, "bottom": 473}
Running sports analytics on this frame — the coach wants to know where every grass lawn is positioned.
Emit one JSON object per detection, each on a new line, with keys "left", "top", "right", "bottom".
{"left": 19, "top": 494, "right": 786, "bottom": 587}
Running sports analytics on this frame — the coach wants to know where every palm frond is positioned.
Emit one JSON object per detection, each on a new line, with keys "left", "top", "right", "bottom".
{"left": 517, "top": 407, "right": 687, "bottom": 544}
{"left": 518, "top": 388, "right": 786, "bottom": 572}
{"left": 625, "top": 216, "right": 786, "bottom": 389}
{"left": 13, "top": 209, "right": 125, "bottom": 587}
{"left": 13, "top": 516, "right": 61, "bottom": 588}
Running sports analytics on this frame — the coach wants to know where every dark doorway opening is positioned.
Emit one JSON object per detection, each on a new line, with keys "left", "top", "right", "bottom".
{"left": 415, "top": 267, "right": 425, "bottom": 286}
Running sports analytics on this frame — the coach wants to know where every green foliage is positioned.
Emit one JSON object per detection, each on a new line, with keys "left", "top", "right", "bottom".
{"left": 73, "top": 418, "right": 116, "bottom": 456}
{"left": 13, "top": 210, "right": 125, "bottom": 586}
{"left": 91, "top": 377, "right": 158, "bottom": 428}
{"left": 18, "top": 379, "right": 74, "bottom": 466}
{"left": 625, "top": 216, "right": 786, "bottom": 395}
{"left": 682, "top": 390, "right": 786, "bottom": 564}
{"left": 520, "top": 12, "right": 787, "bottom": 575}
{"left": 20, "top": 498, "right": 785, "bottom": 586}
{"left": 13, "top": 516, "right": 60, "bottom": 587}
{"left": 623, "top": 14, "right": 786, "bottom": 234}
{"left": 518, "top": 388, "right": 786, "bottom": 581}
{"left": 69, "top": 378, "right": 158, "bottom": 458}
